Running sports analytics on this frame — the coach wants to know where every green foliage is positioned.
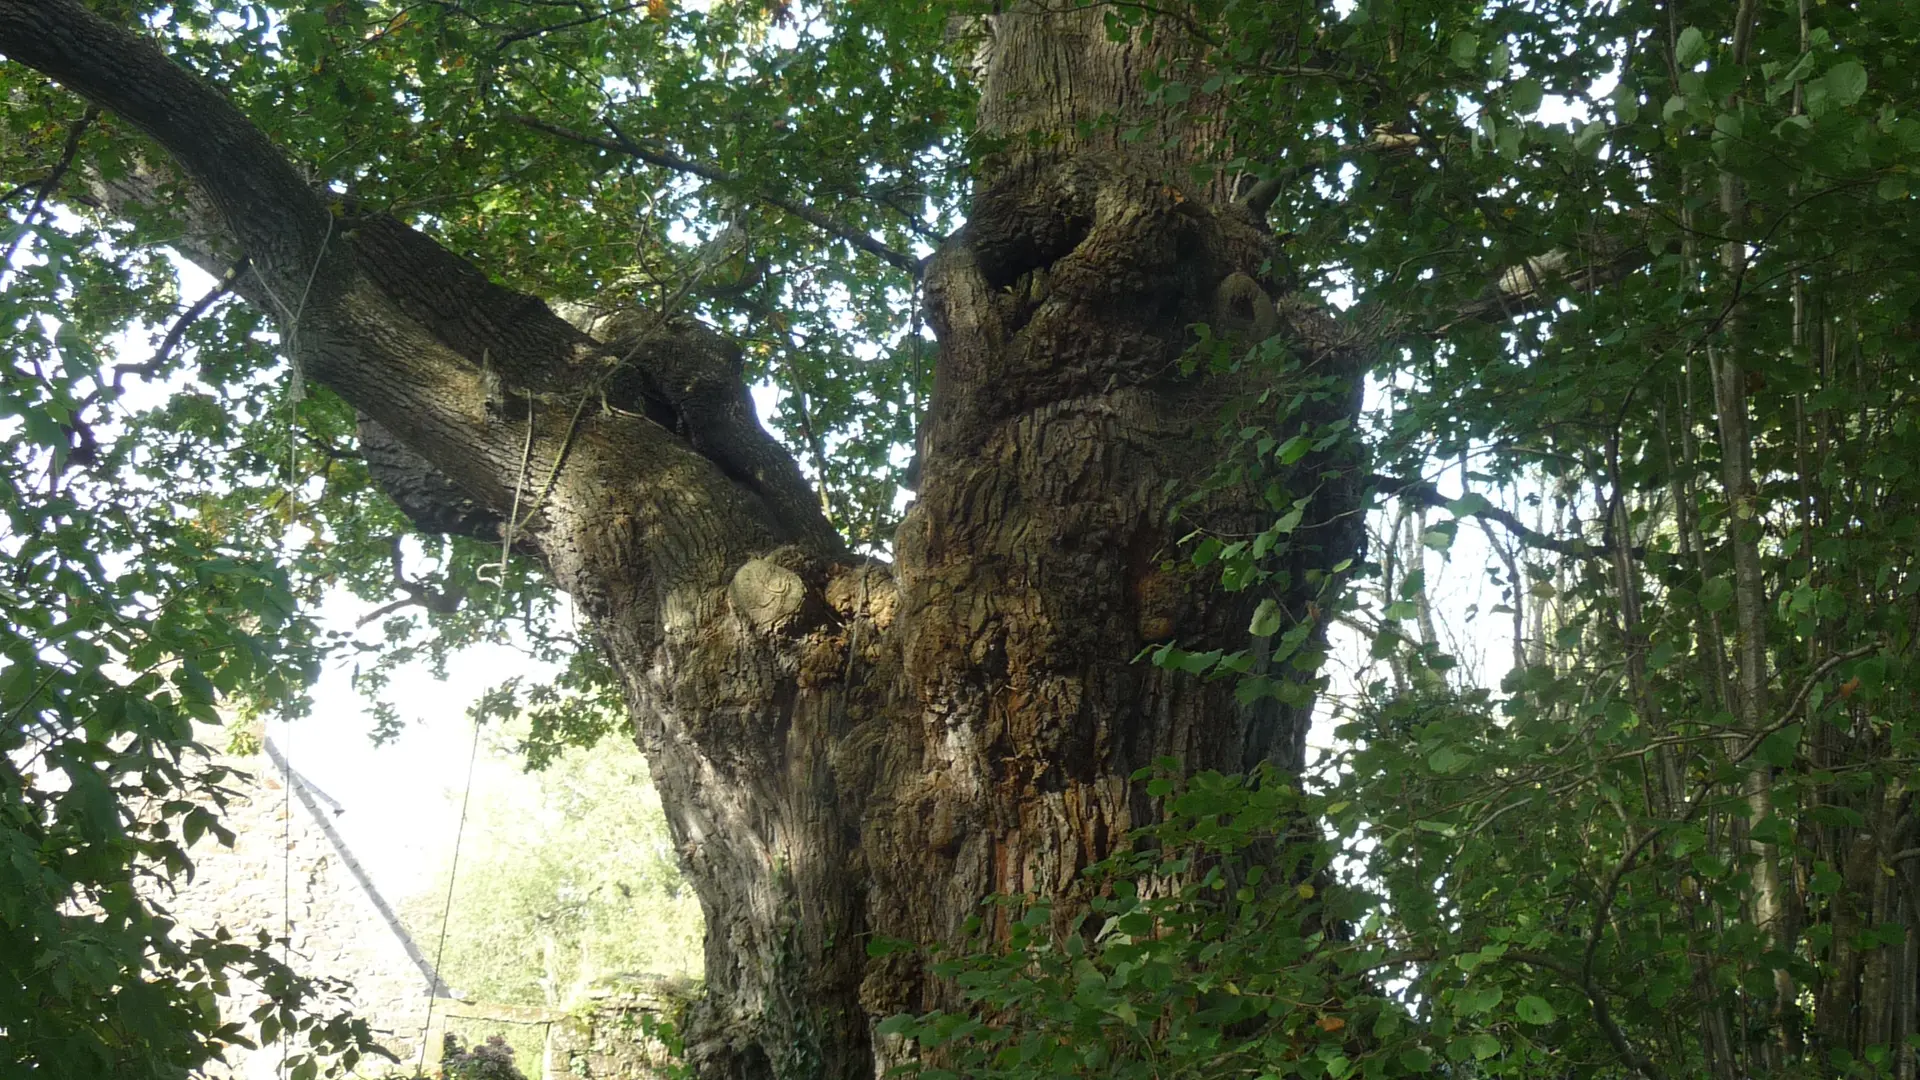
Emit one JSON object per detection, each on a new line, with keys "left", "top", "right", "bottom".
{"left": 902, "top": 0, "right": 1920, "bottom": 1075}
{"left": 9, "top": 0, "right": 1920, "bottom": 1076}
{"left": 878, "top": 764, "right": 1559, "bottom": 1080}
{"left": 402, "top": 732, "right": 700, "bottom": 1008}
{"left": 0, "top": 110, "right": 381, "bottom": 1080}
{"left": 4, "top": 2, "right": 970, "bottom": 1072}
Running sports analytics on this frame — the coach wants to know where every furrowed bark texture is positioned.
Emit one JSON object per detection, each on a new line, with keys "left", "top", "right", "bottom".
{"left": 0, "top": 3, "right": 1365, "bottom": 1078}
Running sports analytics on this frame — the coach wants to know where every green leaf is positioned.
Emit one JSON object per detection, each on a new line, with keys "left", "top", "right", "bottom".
{"left": 1699, "top": 577, "right": 1734, "bottom": 612}
{"left": 1510, "top": 78, "right": 1544, "bottom": 116}
{"left": 1516, "top": 995, "right": 1556, "bottom": 1025}
{"left": 1450, "top": 32, "right": 1481, "bottom": 68}
{"left": 1671, "top": 825, "right": 1709, "bottom": 858}
{"left": 1675, "top": 27, "right": 1706, "bottom": 68}
{"left": 1612, "top": 82, "right": 1641, "bottom": 123}
{"left": 54, "top": 321, "right": 95, "bottom": 377}
{"left": 1249, "top": 598, "right": 1283, "bottom": 638}
{"left": 1193, "top": 537, "right": 1224, "bottom": 567}
{"left": 875, "top": 1013, "right": 914, "bottom": 1037}
{"left": 1820, "top": 61, "right": 1869, "bottom": 108}
{"left": 1428, "top": 745, "right": 1470, "bottom": 774}
{"left": 1446, "top": 493, "right": 1491, "bottom": 518}
{"left": 1756, "top": 724, "right": 1803, "bottom": 768}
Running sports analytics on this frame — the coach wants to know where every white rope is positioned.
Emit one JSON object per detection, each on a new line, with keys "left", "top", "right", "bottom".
{"left": 417, "top": 713, "right": 484, "bottom": 1072}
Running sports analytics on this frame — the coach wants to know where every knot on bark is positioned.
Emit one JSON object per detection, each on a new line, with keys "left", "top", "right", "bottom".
{"left": 728, "top": 556, "right": 810, "bottom": 635}
{"left": 1210, "top": 270, "right": 1280, "bottom": 343}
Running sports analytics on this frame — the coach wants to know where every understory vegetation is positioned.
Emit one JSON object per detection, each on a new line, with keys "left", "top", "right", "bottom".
{"left": 402, "top": 728, "right": 702, "bottom": 1009}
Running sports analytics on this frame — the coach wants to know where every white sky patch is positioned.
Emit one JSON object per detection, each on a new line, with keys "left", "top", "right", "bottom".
{"left": 266, "top": 632, "right": 563, "bottom": 902}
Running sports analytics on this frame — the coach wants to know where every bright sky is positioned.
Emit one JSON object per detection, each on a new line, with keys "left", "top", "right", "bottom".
{"left": 263, "top": 635, "right": 560, "bottom": 902}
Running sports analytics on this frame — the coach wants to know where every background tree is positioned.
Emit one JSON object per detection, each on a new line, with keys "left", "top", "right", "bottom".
{"left": 405, "top": 726, "right": 701, "bottom": 1008}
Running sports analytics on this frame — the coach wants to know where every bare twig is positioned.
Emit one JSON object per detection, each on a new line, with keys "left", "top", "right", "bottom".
{"left": 1367, "top": 472, "right": 1610, "bottom": 560}
{"left": 1241, "top": 130, "right": 1421, "bottom": 216}
{"left": 514, "top": 115, "right": 924, "bottom": 276}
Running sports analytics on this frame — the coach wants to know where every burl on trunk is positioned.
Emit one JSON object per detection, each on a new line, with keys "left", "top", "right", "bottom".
{"left": 0, "top": 2, "right": 1364, "bottom": 1078}
{"left": 612, "top": 9, "right": 1365, "bottom": 1077}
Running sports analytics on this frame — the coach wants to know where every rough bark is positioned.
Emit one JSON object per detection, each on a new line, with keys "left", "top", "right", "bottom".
{"left": 0, "top": 3, "right": 1367, "bottom": 1078}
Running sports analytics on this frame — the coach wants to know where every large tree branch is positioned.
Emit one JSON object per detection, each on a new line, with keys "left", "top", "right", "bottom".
{"left": 357, "top": 416, "right": 508, "bottom": 543}
{"left": 1432, "top": 240, "right": 1651, "bottom": 335}
{"left": 1339, "top": 216, "right": 1654, "bottom": 351}
{"left": 0, "top": 0, "right": 842, "bottom": 604}
{"left": 0, "top": 2, "right": 331, "bottom": 299}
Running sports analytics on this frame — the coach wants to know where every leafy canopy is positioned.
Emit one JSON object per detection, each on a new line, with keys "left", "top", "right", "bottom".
{"left": 1, "top": 0, "right": 965, "bottom": 1072}
{"left": 8, "top": 0, "right": 1920, "bottom": 1077}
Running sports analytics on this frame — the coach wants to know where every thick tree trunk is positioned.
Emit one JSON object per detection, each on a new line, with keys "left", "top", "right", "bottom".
{"left": 0, "top": 3, "right": 1365, "bottom": 1078}
{"left": 617, "top": 11, "right": 1365, "bottom": 1077}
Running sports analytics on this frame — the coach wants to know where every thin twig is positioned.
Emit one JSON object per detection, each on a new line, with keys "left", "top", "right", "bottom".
{"left": 513, "top": 114, "right": 923, "bottom": 275}
{"left": 1368, "top": 472, "right": 1612, "bottom": 560}
{"left": 1574, "top": 641, "right": 1879, "bottom": 1072}
{"left": 0, "top": 106, "right": 99, "bottom": 278}
{"left": 1241, "top": 131, "right": 1421, "bottom": 216}
{"left": 492, "top": 2, "right": 644, "bottom": 51}
{"left": 125, "top": 258, "right": 248, "bottom": 387}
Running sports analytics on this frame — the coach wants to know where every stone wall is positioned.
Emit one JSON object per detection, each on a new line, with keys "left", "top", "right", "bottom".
{"left": 433, "top": 981, "right": 691, "bottom": 1080}
{"left": 166, "top": 735, "right": 444, "bottom": 1078}
{"left": 551, "top": 982, "right": 691, "bottom": 1080}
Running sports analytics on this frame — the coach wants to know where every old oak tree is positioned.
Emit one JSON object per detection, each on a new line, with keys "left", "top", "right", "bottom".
{"left": 14, "top": 0, "right": 1915, "bottom": 1078}
{"left": 0, "top": 3, "right": 1381, "bottom": 1074}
